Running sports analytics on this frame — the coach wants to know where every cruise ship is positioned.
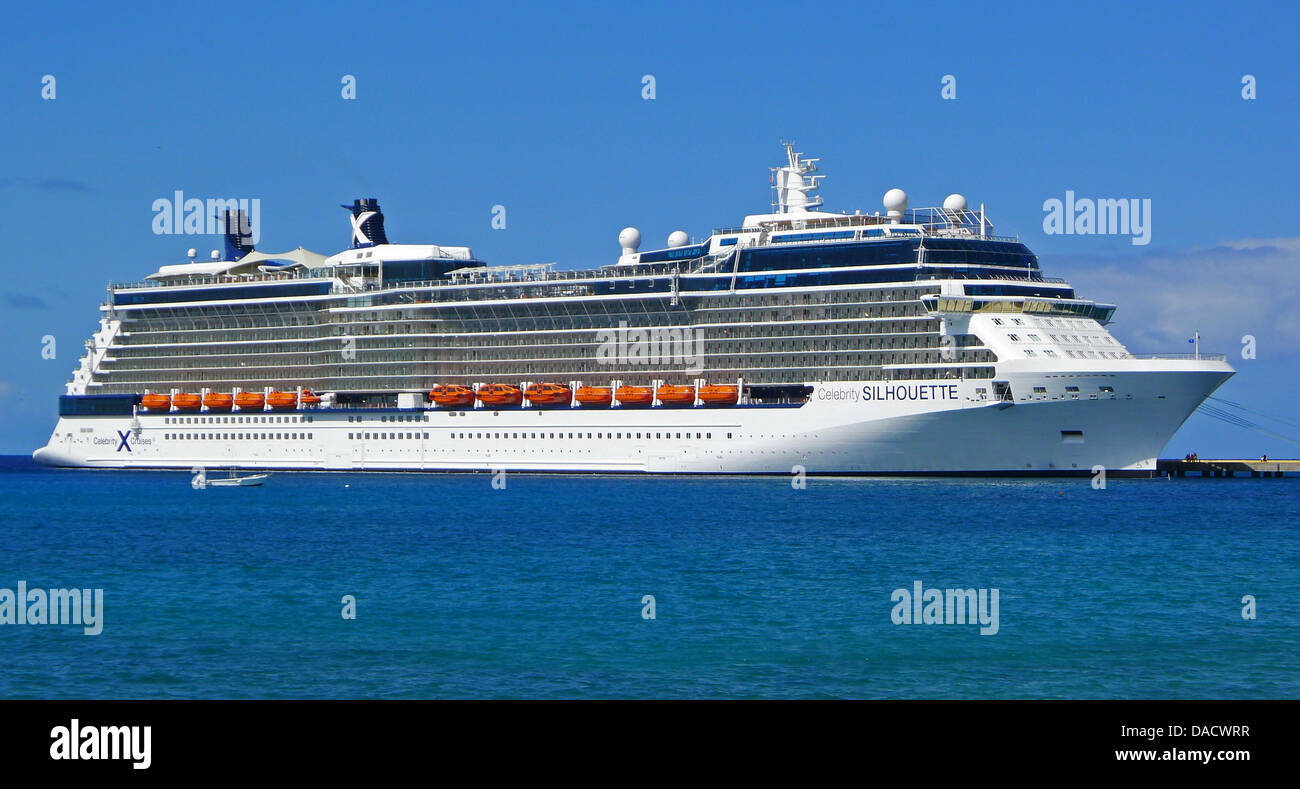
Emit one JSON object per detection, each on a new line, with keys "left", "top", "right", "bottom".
{"left": 33, "top": 145, "right": 1233, "bottom": 475}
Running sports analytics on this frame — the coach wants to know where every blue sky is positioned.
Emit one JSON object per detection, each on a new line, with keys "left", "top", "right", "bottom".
{"left": 3, "top": 0, "right": 1298, "bottom": 456}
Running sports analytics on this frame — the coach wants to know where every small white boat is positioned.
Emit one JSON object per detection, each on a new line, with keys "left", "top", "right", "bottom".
{"left": 205, "top": 472, "right": 268, "bottom": 487}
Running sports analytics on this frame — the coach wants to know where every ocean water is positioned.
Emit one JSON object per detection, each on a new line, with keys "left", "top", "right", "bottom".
{"left": 0, "top": 457, "right": 1295, "bottom": 699}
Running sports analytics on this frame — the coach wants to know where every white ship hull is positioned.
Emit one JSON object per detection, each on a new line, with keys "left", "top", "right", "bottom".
{"left": 34, "top": 362, "right": 1231, "bottom": 475}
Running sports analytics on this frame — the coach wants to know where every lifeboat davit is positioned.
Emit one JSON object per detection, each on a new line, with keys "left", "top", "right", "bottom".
{"left": 299, "top": 388, "right": 322, "bottom": 406}
{"left": 140, "top": 393, "right": 171, "bottom": 411}
{"left": 172, "top": 393, "right": 202, "bottom": 411}
{"left": 430, "top": 385, "right": 475, "bottom": 408}
{"left": 615, "top": 385, "right": 653, "bottom": 407}
{"left": 203, "top": 392, "right": 234, "bottom": 410}
{"left": 266, "top": 391, "right": 298, "bottom": 409}
{"left": 656, "top": 384, "right": 696, "bottom": 405}
{"left": 698, "top": 384, "right": 739, "bottom": 406}
{"left": 234, "top": 392, "right": 265, "bottom": 410}
{"left": 477, "top": 383, "right": 523, "bottom": 407}
{"left": 575, "top": 386, "right": 613, "bottom": 407}
{"left": 525, "top": 382, "right": 572, "bottom": 406}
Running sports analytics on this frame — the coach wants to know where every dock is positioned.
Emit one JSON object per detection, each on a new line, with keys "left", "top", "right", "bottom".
{"left": 1156, "top": 459, "right": 1299, "bottom": 478}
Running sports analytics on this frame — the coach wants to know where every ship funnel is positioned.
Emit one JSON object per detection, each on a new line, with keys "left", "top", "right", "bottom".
{"left": 342, "top": 197, "right": 389, "bottom": 248}
{"left": 219, "top": 209, "right": 256, "bottom": 260}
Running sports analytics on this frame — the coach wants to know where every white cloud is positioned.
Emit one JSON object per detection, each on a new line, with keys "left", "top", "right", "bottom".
{"left": 1221, "top": 237, "right": 1300, "bottom": 252}
{"left": 1052, "top": 237, "right": 1300, "bottom": 357}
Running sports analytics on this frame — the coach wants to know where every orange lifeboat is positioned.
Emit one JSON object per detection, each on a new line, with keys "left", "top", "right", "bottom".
{"left": 429, "top": 385, "right": 475, "bottom": 408}
{"left": 140, "top": 393, "right": 171, "bottom": 411}
{"left": 299, "top": 388, "right": 322, "bottom": 406}
{"left": 575, "top": 386, "right": 613, "bottom": 407}
{"left": 698, "top": 384, "right": 739, "bottom": 406}
{"left": 234, "top": 391, "right": 265, "bottom": 410}
{"left": 615, "top": 385, "right": 653, "bottom": 407}
{"left": 172, "top": 393, "right": 202, "bottom": 411}
{"left": 525, "top": 382, "right": 572, "bottom": 407}
{"left": 656, "top": 384, "right": 696, "bottom": 405}
{"left": 203, "top": 392, "right": 233, "bottom": 410}
{"left": 477, "top": 383, "right": 523, "bottom": 407}
{"left": 266, "top": 391, "right": 298, "bottom": 409}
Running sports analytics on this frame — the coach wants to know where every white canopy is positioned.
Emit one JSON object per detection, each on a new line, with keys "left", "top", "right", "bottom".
{"left": 147, "top": 247, "right": 329, "bottom": 280}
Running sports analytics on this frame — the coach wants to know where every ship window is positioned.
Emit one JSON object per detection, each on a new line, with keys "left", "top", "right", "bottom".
{"left": 728, "top": 433, "right": 733, "bottom": 438}
{"left": 1065, "top": 386, "right": 1080, "bottom": 392}
{"left": 707, "top": 433, "right": 712, "bottom": 439}
{"left": 1100, "top": 386, "right": 1114, "bottom": 393}
{"left": 423, "top": 433, "right": 428, "bottom": 439}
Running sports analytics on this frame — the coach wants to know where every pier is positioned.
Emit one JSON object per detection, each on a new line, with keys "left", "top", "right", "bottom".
{"left": 1156, "top": 459, "right": 1298, "bottom": 478}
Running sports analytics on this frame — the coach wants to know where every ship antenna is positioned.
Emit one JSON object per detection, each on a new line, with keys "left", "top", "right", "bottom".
{"left": 771, "top": 140, "right": 823, "bottom": 214}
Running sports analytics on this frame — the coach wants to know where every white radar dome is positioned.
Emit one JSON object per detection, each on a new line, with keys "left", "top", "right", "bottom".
{"left": 943, "top": 193, "right": 968, "bottom": 212}
{"left": 618, "top": 227, "right": 642, "bottom": 255}
{"left": 667, "top": 230, "right": 689, "bottom": 248}
{"left": 210, "top": 249, "right": 221, "bottom": 260}
{"left": 883, "top": 189, "right": 908, "bottom": 217}
{"left": 186, "top": 248, "right": 197, "bottom": 260}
